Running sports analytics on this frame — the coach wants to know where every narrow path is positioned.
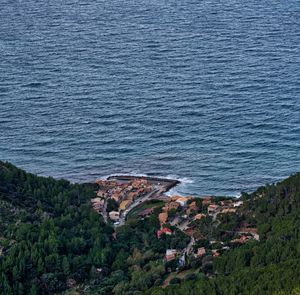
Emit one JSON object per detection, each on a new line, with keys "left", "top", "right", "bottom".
{"left": 177, "top": 220, "right": 189, "bottom": 231}
{"left": 185, "top": 237, "right": 195, "bottom": 255}
{"left": 100, "top": 199, "right": 108, "bottom": 223}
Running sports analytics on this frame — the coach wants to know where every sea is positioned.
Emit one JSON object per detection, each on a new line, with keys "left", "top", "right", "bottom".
{"left": 0, "top": 0, "right": 299, "bottom": 196}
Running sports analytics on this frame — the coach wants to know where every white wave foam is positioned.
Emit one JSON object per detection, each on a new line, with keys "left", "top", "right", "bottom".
{"left": 232, "top": 193, "right": 242, "bottom": 198}
{"left": 165, "top": 175, "right": 194, "bottom": 184}
{"left": 98, "top": 171, "right": 194, "bottom": 184}
{"left": 96, "top": 172, "right": 195, "bottom": 197}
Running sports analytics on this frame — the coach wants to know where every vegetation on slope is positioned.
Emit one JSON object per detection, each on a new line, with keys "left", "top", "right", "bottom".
{"left": 146, "top": 173, "right": 300, "bottom": 295}
{"left": 1, "top": 161, "right": 300, "bottom": 295}
{"left": 0, "top": 161, "right": 114, "bottom": 294}
{"left": 0, "top": 162, "right": 188, "bottom": 295}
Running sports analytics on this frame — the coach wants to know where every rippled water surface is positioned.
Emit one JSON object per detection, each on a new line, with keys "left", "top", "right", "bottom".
{"left": 1, "top": 0, "right": 299, "bottom": 195}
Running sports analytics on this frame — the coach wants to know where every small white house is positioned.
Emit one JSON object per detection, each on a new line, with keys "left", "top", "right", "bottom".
{"left": 166, "top": 249, "right": 177, "bottom": 256}
{"left": 233, "top": 201, "right": 244, "bottom": 207}
{"left": 175, "top": 197, "right": 189, "bottom": 207}
{"left": 109, "top": 211, "right": 120, "bottom": 221}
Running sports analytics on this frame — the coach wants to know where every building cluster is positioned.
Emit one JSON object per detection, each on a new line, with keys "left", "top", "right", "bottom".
{"left": 90, "top": 197, "right": 105, "bottom": 214}
{"left": 91, "top": 178, "right": 259, "bottom": 268}
{"left": 149, "top": 195, "right": 259, "bottom": 265}
{"left": 231, "top": 226, "right": 260, "bottom": 243}
{"left": 205, "top": 198, "right": 244, "bottom": 216}
{"left": 158, "top": 195, "right": 193, "bottom": 227}
{"left": 91, "top": 178, "right": 154, "bottom": 223}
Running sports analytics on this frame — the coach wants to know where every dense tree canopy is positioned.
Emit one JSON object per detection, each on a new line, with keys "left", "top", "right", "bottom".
{"left": 0, "top": 162, "right": 114, "bottom": 294}
{"left": 145, "top": 172, "right": 300, "bottom": 295}
{"left": 1, "top": 161, "right": 300, "bottom": 295}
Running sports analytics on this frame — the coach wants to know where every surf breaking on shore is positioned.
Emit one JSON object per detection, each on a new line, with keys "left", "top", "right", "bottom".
{"left": 107, "top": 175, "right": 180, "bottom": 193}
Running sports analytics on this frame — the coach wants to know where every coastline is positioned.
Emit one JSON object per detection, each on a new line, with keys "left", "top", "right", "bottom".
{"left": 107, "top": 175, "right": 180, "bottom": 193}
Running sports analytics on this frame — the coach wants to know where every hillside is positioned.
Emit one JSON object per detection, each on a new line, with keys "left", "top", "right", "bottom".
{"left": 1, "top": 161, "right": 300, "bottom": 295}
{"left": 0, "top": 162, "right": 114, "bottom": 294}
{"left": 146, "top": 172, "right": 300, "bottom": 295}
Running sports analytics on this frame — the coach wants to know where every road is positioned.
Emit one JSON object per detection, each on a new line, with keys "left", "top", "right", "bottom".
{"left": 115, "top": 187, "right": 162, "bottom": 227}
{"left": 177, "top": 219, "right": 190, "bottom": 231}
{"left": 170, "top": 216, "right": 180, "bottom": 226}
{"left": 185, "top": 237, "right": 195, "bottom": 255}
{"left": 211, "top": 211, "right": 221, "bottom": 228}
{"left": 101, "top": 199, "right": 108, "bottom": 223}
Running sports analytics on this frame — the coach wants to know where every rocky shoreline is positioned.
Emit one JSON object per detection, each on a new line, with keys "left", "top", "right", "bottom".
{"left": 107, "top": 175, "right": 180, "bottom": 193}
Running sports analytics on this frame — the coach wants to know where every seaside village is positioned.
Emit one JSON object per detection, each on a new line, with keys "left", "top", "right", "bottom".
{"left": 90, "top": 177, "right": 259, "bottom": 270}
{"left": 91, "top": 178, "right": 155, "bottom": 224}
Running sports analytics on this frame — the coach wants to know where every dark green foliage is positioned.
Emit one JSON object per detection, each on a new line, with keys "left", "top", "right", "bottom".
{"left": 0, "top": 162, "right": 189, "bottom": 295}
{"left": 183, "top": 273, "right": 197, "bottom": 281}
{"left": 106, "top": 198, "right": 118, "bottom": 213}
{"left": 0, "top": 161, "right": 114, "bottom": 295}
{"left": 169, "top": 277, "right": 181, "bottom": 285}
{"left": 145, "top": 173, "right": 300, "bottom": 295}
{"left": 1, "top": 161, "right": 300, "bottom": 295}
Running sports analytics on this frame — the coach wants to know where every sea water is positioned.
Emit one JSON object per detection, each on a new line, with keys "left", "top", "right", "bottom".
{"left": 0, "top": 0, "right": 299, "bottom": 196}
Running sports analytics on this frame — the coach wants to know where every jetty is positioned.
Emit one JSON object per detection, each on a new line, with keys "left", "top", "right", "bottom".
{"left": 107, "top": 175, "right": 180, "bottom": 193}
{"left": 92, "top": 175, "right": 180, "bottom": 227}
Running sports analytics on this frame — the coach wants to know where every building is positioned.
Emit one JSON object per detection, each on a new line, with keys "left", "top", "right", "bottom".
{"left": 170, "top": 195, "right": 181, "bottom": 202}
{"left": 220, "top": 200, "right": 233, "bottom": 206}
{"left": 175, "top": 197, "right": 189, "bottom": 207}
{"left": 212, "top": 250, "right": 220, "bottom": 257}
{"left": 91, "top": 198, "right": 104, "bottom": 212}
{"left": 95, "top": 179, "right": 106, "bottom": 186}
{"left": 132, "top": 179, "right": 148, "bottom": 189}
{"left": 221, "top": 208, "right": 237, "bottom": 214}
{"left": 96, "top": 179, "right": 118, "bottom": 188}
{"left": 109, "top": 211, "right": 120, "bottom": 221}
{"left": 186, "top": 201, "right": 198, "bottom": 215}
{"left": 97, "top": 190, "right": 106, "bottom": 198}
{"left": 164, "top": 249, "right": 177, "bottom": 262}
{"left": 119, "top": 200, "right": 132, "bottom": 211}
{"left": 233, "top": 201, "right": 244, "bottom": 207}
{"left": 231, "top": 235, "right": 249, "bottom": 244}
{"left": 208, "top": 204, "right": 220, "bottom": 214}
{"left": 157, "top": 228, "right": 172, "bottom": 238}
{"left": 158, "top": 212, "right": 168, "bottom": 224}
{"left": 197, "top": 247, "right": 206, "bottom": 257}
{"left": 202, "top": 196, "right": 212, "bottom": 205}
{"left": 127, "top": 191, "right": 139, "bottom": 201}
{"left": 166, "top": 249, "right": 177, "bottom": 256}
{"left": 91, "top": 197, "right": 103, "bottom": 204}
{"left": 194, "top": 213, "right": 206, "bottom": 220}
{"left": 163, "top": 201, "right": 180, "bottom": 212}
{"left": 188, "top": 201, "right": 198, "bottom": 210}
{"left": 111, "top": 192, "right": 122, "bottom": 203}
{"left": 238, "top": 228, "right": 260, "bottom": 241}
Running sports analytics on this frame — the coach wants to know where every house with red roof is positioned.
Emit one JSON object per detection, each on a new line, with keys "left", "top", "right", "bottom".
{"left": 157, "top": 228, "right": 172, "bottom": 238}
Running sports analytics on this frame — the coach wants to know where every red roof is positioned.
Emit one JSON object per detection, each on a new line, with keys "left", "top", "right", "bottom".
{"left": 157, "top": 228, "right": 172, "bottom": 238}
{"left": 164, "top": 254, "right": 176, "bottom": 262}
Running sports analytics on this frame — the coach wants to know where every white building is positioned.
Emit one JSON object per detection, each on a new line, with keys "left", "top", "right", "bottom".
{"left": 233, "top": 201, "right": 244, "bottom": 207}
{"left": 109, "top": 211, "right": 120, "bottom": 221}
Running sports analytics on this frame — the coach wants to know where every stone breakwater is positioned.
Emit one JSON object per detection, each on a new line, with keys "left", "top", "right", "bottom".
{"left": 91, "top": 175, "right": 181, "bottom": 226}
{"left": 107, "top": 175, "right": 180, "bottom": 193}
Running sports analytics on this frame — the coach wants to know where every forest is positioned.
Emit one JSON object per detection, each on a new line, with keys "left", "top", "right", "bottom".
{"left": 0, "top": 161, "right": 300, "bottom": 295}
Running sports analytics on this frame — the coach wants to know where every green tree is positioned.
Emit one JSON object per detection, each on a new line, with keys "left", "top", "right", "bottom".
{"left": 62, "top": 256, "right": 70, "bottom": 276}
